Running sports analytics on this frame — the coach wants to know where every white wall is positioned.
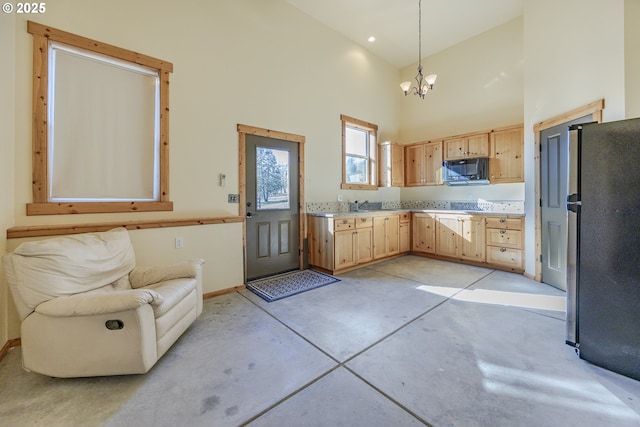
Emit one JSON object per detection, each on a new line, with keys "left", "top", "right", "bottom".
{"left": 523, "top": 0, "right": 626, "bottom": 276}
{"left": 398, "top": 17, "right": 524, "bottom": 143}
{"left": 398, "top": 17, "right": 525, "bottom": 203}
{"left": 625, "top": 0, "right": 640, "bottom": 118}
{"left": 3, "top": 0, "right": 401, "bottom": 338}
{"left": 1, "top": 12, "right": 17, "bottom": 342}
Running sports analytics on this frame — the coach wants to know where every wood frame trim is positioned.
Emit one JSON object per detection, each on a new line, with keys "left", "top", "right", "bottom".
{"left": 532, "top": 99, "right": 604, "bottom": 281}
{"left": 237, "top": 124, "right": 306, "bottom": 281}
{"left": 7, "top": 216, "right": 243, "bottom": 239}
{"left": 26, "top": 21, "right": 173, "bottom": 215}
{"left": 0, "top": 338, "right": 21, "bottom": 361}
{"left": 340, "top": 114, "right": 378, "bottom": 190}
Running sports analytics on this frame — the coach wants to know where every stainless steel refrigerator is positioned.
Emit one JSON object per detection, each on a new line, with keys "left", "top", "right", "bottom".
{"left": 566, "top": 118, "right": 640, "bottom": 381}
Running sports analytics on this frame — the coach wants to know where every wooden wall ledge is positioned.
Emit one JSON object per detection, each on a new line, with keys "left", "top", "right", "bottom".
{"left": 7, "top": 216, "right": 244, "bottom": 239}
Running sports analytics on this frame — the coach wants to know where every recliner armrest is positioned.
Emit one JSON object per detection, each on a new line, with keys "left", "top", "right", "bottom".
{"left": 34, "top": 289, "right": 164, "bottom": 317}
{"left": 129, "top": 259, "right": 204, "bottom": 289}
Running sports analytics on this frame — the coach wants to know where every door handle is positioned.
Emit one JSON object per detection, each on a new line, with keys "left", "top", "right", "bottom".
{"left": 247, "top": 212, "right": 255, "bottom": 218}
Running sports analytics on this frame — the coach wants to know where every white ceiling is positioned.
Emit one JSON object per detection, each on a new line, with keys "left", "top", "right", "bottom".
{"left": 285, "top": 0, "right": 524, "bottom": 68}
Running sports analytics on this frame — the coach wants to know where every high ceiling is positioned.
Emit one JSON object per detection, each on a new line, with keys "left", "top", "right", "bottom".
{"left": 285, "top": 0, "right": 524, "bottom": 68}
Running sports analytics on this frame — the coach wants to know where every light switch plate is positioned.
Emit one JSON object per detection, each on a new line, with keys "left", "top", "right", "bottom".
{"left": 228, "top": 194, "right": 239, "bottom": 203}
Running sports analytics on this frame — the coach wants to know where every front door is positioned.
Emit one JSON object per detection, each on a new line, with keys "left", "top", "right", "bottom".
{"left": 540, "top": 116, "right": 589, "bottom": 290}
{"left": 245, "top": 134, "right": 300, "bottom": 280}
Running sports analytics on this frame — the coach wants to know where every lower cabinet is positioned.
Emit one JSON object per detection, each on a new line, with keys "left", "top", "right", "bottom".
{"left": 412, "top": 213, "right": 436, "bottom": 254}
{"left": 413, "top": 212, "right": 523, "bottom": 272}
{"left": 373, "top": 214, "right": 400, "bottom": 259}
{"left": 485, "top": 216, "right": 524, "bottom": 271}
{"left": 399, "top": 212, "right": 411, "bottom": 253}
{"left": 308, "top": 212, "right": 525, "bottom": 274}
{"left": 307, "top": 213, "right": 400, "bottom": 274}
{"left": 435, "top": 214, "right": 485, "bottom": 262}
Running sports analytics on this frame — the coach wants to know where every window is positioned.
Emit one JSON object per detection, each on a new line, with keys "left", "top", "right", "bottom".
{"left": 27, "top": 21, "right": 173, "bottom": 215}
{"left": 341, "top": 114, "right": 377, "bottom": 190}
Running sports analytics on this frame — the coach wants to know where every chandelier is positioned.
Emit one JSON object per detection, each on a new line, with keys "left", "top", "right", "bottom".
{"left": 400, "top": 0, "right": 437, "bottom": 99}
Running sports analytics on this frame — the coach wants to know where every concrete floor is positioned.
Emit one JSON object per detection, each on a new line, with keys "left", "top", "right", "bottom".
{"left": 1, "top": 256, "right": 640, "bottom": 426}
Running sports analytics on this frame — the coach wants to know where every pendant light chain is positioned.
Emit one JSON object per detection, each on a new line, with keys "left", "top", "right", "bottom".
{"left": 399, "top": 0, "right": 437, "bottom": 99}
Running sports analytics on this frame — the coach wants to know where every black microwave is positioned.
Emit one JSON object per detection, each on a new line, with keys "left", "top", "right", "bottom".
{"left": 442, "top": 157, "right": 490, "bottom": 185}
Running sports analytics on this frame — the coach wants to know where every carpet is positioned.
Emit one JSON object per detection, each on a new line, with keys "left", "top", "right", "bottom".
{"left": 246, "top": 269, "right": 340, "bottom": 302}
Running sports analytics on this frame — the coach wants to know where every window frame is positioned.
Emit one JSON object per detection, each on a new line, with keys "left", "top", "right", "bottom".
{"left": 340, "top": 114, "right": 378, "bottom": 190}
{"left": 27, "top": 21, "right": 174, "bottom": 215}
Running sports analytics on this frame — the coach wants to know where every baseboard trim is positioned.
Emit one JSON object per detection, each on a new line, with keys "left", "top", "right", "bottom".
{"left": 203, "top": 285, "right": 246, "bottom": 300}
{"left": 0, "top": 338, "right": 22, "bottom": 361}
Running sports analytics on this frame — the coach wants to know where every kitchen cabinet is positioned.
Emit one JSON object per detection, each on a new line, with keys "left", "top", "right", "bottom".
{"left": 412, "top": 212, "right": 436, "bottom": 254}
{"left": 378, "top": 141, "right": 404, "bottom": 187}
{"left": 404, "top": 141, "right": 442, "bottom": 186}
{"left": 490, "top": 125, "right": 524, "bottom": 183}
{"left": 444, "top": 133, "right": 489, "bottom": 160}
{"left": 373, "top": 214, "right": 400, "bottom": 259}
{"left": 399, "top": 212, "right": 411, "bottom": 253}
{"left": 435, "top": 214, "right": 485, "bottom": 261}
{"left": 485, "top": 216, "right": 524, "bottom": 271}
{"left": 334, "top": 217, "right": 374, "bottom": 270}
{"left": 307, "top": 214, "right": 398, "bottom": 274}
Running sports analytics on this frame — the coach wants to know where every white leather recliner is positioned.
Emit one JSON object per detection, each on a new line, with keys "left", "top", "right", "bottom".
{"left": 2, "top": 227, "right": 204, "bottom": 378}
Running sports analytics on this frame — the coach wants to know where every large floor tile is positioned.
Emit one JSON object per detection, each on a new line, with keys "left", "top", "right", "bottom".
{"left": 0, "top": 294, "right": 336, "bottom": 427}
{"left": 105, "top": 294, "right": 336, "bottom": 427}
{"left": 247, "top": 367, "right": 424, "bottom": 426}
{"left": 347, "top": 299, "right": 640, "bottom": 427}
{"left": 457, "top": 270, "right": 567, "bottom": 320}
{"left": 241, "top": 267, "right": 448, "bottom": 361}
{"left": 368, "top": 255, "right": 493, "bottom": 289}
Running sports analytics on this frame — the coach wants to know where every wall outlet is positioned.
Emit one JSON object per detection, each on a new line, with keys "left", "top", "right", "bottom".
{"left": 175, "top": 237, "right": 183, "bottom": 249}
{"left": 228, "top": 194, "right": 239, "bottom": 203}
{"left": 337, "top": 195, "right": 343, "bottom": 202}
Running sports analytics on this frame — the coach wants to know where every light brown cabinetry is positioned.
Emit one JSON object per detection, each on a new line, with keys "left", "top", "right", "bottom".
{"left": 490, "top": 125, "right": 524, "bottom": 183}
{"left": 444, "top": 133, "right": 489, "bottom": 160}
{"left": 373, "top": 214, "right": 400, "bottom": 259}
{"left": 378, "top": 142, "right": 404, "bottom": 187}
{"left": 435, "top": 214, "right": 485, "bottom": 261}
{"left": 485, "top": 216, "right": 524, "bottom": 271}
{"left": 404, "top": 141, "right": 442, "bottom": 186}
{"left": 399, "top": 212, "right": 411, "bottom": 253}
{"left": 412, "top": 212, "right": 436, "bottom": 254}
{"left": 307, "top": 213, "right": 402, "bottom": 274}
{"left": 333, "top": 217, "right": 374, "bottom": 270}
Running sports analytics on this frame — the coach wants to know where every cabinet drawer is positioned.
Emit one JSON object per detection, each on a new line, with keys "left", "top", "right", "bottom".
{"left": 356, "top": 216, "right": 373, "bottom": 228}
{"left": 486, "top": 246, "right": 523, "bottom": 269}
{"left": 485, "top": 217, "right": 522, "bottom": 230}
{"left": 399, "top": 212, "right": 411, "bottom": 223}
{"left": 334, "top": 218, "right": 355, "bottom": 231}
{"left": 486, "top": 228, "right": 522, "bottom": 249}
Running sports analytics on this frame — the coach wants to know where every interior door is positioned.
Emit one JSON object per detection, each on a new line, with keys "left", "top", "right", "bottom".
{"left": 245, "top": 134, "right": 300, "bottom": 280}
{"left": 540, "top": 116, "right": 589, "bottom": 290}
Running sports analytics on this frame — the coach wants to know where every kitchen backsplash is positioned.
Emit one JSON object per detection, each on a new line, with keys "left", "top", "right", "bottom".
{"left": 306, "top": 200, "right": 524, "bottom": 214}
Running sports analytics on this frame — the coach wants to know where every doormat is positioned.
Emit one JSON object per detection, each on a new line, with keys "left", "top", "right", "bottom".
{"left": 246, "top": 269, "right": 340, "bottom": 302}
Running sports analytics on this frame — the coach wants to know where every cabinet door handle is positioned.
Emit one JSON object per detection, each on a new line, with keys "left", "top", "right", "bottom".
{"left": 500, "top": 229, "right": 506, "bottom": 234}
{"left": 500, "top": 247, "right": 507, "bottom": 252}
{"left": 499, "top": 218, "right": 506, "bottom": 223}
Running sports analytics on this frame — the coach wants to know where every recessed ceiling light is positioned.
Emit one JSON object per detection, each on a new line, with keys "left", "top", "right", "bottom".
{"left": 367, "top": 36, "right": 376, "bottom": 43}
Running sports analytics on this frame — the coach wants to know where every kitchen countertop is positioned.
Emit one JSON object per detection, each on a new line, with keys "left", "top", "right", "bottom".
{"left": 307, "top": 209, "right": 525, "bottom": 217}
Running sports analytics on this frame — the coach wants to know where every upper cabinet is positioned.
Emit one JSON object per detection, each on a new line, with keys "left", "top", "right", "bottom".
{"left": 489, "top": 125, "right": 524, "bottom": 183}
{"left": 404, "top": 141, "right": 443, "bottom": 186}
{"left": 444, "top": 133, "right": 489, "bottom": 160}
{"left": 378, "top": 141, "right": 404, "bottom": 187}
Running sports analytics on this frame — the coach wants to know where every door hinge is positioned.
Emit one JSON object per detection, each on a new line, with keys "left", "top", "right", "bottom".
{"left": 539, "top": 198, "right": 542, "bottom": 207}
{"left": 539, "top": 254, "right": 543, "bottom": 263}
